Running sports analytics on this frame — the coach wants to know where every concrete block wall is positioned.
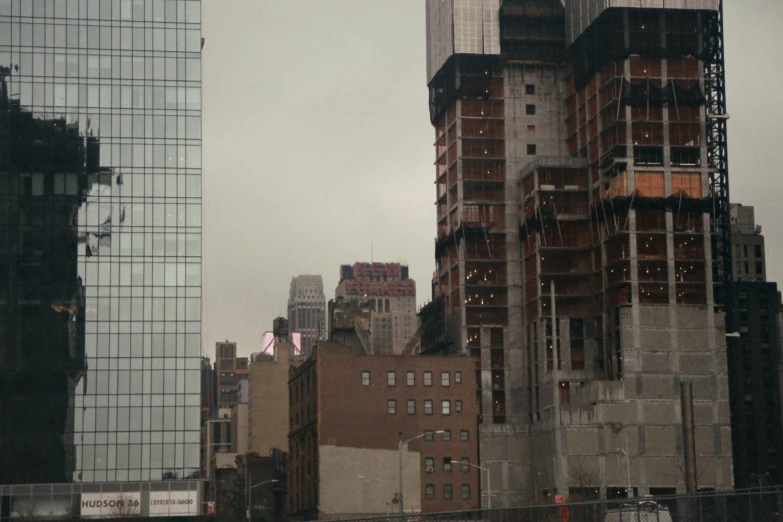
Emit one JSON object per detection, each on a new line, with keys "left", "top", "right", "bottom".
{"left": 553, "top": 305, "right": 731, "bottom": 496}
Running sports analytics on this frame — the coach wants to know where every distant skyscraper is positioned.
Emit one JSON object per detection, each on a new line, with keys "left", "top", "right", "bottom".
{"left": 287, "top": 275, "right": 325, "bottom": 356}
{"left": 334, "top": 262, "right": 416, "bottom": 355}
{"left": 0, "top": 0, "right": 202, "bottom": 514}
{"left": 214, "top": 342, "right": 248, "bottom": 410}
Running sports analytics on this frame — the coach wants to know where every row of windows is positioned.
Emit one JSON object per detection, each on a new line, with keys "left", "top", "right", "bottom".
{"left": 0, "top": 0, "right": 202, "bottom": 24}
{"left": 5, "top": 52, "right": 201, "bottom": 82}
{"left": 0, "top": 23, "right": 202, "bottom": 53}
{"left": 425, "top": 456, "right": 473, "bottom": 473}
{"left": 424, "top": 483, "right": 471, "bottom": 501}
{"left": 12, "top": 82, "right": 202, "bottom": 112}
{"left": 735, "top": 243, "right": 763, "bottom": 259}
{"left": 387, "top": 399, "right": 465, "bottom": 416}
{"left": 376, "top": 428, "right": 470, "bottom": 445}
{"left": 736, "top": 260, "right": 763, "bottom": 276}
{"left": 362, "top": 370, "right": 463, "bottom": 387}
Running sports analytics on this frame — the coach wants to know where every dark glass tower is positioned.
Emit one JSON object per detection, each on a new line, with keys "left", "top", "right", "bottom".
{"left": 0, "top": 0, "right": 202, "bottom": 487}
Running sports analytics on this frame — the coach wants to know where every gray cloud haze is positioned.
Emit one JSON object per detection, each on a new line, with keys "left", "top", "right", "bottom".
{"left": 202, "top": 1, "right": 783, "bottom": 358}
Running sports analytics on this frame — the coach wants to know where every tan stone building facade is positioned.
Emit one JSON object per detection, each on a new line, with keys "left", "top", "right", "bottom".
{"left": 288, "top": 341, "right": 480, "bottom": 519}
{"left": 248, "top": 339, "right": 297, "bottom": 455}
{"left": 334, "top": 262, "right": 417, "bottom": 355}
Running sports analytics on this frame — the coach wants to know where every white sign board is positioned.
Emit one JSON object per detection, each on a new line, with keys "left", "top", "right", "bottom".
{"left": 80, "top": 492, "right": 141, "bottom": 518}
{"left": 149, "top": 490, "right": 199, "bottom": 517}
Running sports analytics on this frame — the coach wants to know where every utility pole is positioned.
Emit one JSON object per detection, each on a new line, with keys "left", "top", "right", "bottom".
{"left": 551, "top": 280, "right": 563, "bottom": 496}
{"left": 398, "top": 439, "right": 404, "bottom": 515}
{"left": 681, "top": 381, "right": 698, "bottom": 493}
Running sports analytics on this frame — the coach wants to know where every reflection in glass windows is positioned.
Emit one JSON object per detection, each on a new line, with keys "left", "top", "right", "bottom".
{"left": 0, "top": 0, "right": 202, "bottom": 486}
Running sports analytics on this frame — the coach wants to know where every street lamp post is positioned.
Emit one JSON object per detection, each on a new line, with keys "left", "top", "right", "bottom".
{"left": 246, "top": 479, "right": 278, "bottom": 521}
{"left": 399, "top": 430, "right": 444, "bottom": 514}
{"left": 359, "top": 475, "right": 391, "bottom": 515}
{"left": 616, "top": 438, "right": 632, "bottom": 499}
{"left": 467, "top": 462, "right": 491, "bottom": 509}
{"left": 446, "top": 458, "right": 490, "bottom": 509}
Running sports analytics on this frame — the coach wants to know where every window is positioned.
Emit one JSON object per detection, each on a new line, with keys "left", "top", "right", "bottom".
{"left": 462, "top": 484, "right": 471, "bottom": 499}
{"left": 442, "top": 429, "right": 452, "bottom": 442}
{"left": 424, "top": 429, "right": 434, "bottom": 441}
{"left": 756, "top": 261, "right": 763, "bottom": 275}
{"left": 527, "top": 124, "right": 536, "bottom": 136}
{"left": 455, "top": 371, "right": 462, "bottom": 384}
{"left": 407, "top": 399, "right": 416, "bottom": 415}
{"left": 460, "top": 429, "right": 469, "bottom": 442}
{"left": 387, "top": 371, "right": 396, "bottom": 386}
{"left": 361, "top": 371, "right": 370, "bottom": 386}
{"left": 744, "top": 245, "right": 748, "bottom": 257}
{"left": 442, "top": 400, "right": 451, "bottom": 415}
{"left": 441, "top": 372, "right": 450, "bottom": 387}
{"left": 735, "top": 244, "right": 740, "bottom": 258}
{"left": 424, "top": 372, "right": 432, "bottom": 386}
{"left": 526, "top": 104, "right": 536, "bottom": 115}
{"left": 407, "top": 371, "right": 415, "bottom": 386}
{"left": 443, "top": 458, "right": 452, "bottom": 473}
{"left": 387, "top": 399, "right": 396, "bottom": 415}
{"left": 443, "top": 484, "right": 453, "bottom": 500}
{"left": 425, "top": 484, "right": 435, "bottom": 499}
{"left": 425, "top": 457, "right": 434, "bottom": 473}
{"left": 424, "top": 399, "right": 433, "bottom": 415}
{"left": 755, "top": 245, "right": 763, "bottom": 258}
{"left": 461, "top": 457, "right": 470, "bottom": 473}
{"left": 527, "top": 144, "right": 537, "bottom": 155}
{"left": 744, "top": 262, "right": 749, "bottom": 274}
{"left": 525, "top": 84, "right": 535, "bottom": 95}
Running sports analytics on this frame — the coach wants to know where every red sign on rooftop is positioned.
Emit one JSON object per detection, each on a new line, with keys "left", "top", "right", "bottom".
{"left": 352, "top": 262, "right": 402, "bottom": 279}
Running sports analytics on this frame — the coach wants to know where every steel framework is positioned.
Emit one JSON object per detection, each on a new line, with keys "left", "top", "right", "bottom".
{"left": 703, "top": 1, "right": 743, "bottom": 487}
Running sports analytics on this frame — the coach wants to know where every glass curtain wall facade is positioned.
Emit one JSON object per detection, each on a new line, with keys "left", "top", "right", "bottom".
{"left": 0, "top": 0, "right": 202, "bottom": 486}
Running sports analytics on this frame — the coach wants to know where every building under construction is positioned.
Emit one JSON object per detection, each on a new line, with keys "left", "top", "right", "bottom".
{"left": 424, "top": 0, "right": 734, "bottom": 504}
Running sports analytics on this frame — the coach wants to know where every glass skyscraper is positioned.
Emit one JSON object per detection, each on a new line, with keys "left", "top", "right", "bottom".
{"left": 0, "top": 0, "right": 202, "bottom": 498}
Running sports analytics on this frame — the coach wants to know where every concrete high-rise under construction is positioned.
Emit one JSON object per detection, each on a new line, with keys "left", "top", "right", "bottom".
{"left": 287, "top": 275, "right": 326, "bottom": 356}
{"left": 423, "top": 0, "right": 734, "bottom": 504}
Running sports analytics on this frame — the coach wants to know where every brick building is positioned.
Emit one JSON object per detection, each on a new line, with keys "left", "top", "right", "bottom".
{"left": 288, "top": 341, "right": 479, "bottom": 519}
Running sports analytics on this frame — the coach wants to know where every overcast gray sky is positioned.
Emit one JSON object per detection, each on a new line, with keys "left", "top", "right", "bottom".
{"left": 202, "top": 1, "right": 783, "bottom": 359}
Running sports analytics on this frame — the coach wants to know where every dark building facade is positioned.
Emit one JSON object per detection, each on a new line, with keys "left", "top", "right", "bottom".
{"left": 236, "top": 450, "right": 288, "bottom": 522}
{"left": 0, "top": 0, "right": 203, "bottom": 514}
{"left": 0, "top": 68, "right": 92, "bottom": 484}
{"left": 201, "top": 356, "right": 216, "bottom": 426}
{"left": 732, "top": 282, "right": 783, "bottom": 487}
{"left": 728, "top": 205, "right": 783, "bottom": 487}
{"left": 215, "top": 341, "right": 248, "bottom": 410}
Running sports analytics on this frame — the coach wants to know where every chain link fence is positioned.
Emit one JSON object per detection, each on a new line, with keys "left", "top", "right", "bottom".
{"left": 328, "top": 487, "right": 783, "bottom": 522}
